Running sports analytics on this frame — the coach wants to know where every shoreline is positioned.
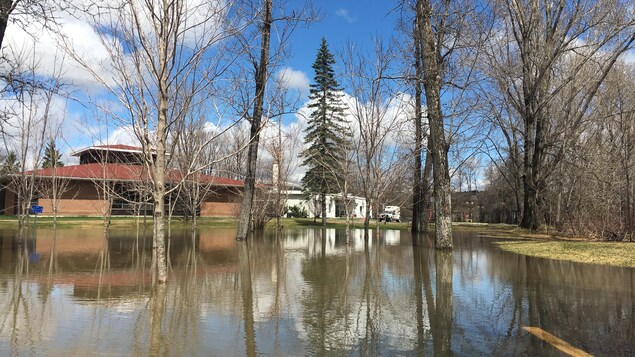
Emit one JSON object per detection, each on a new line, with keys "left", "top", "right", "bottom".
{"left": 1, "top": 217, "right": 633, "bottom": 268}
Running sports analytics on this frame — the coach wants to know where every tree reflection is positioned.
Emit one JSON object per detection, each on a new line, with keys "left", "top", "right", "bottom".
{"left": 148, "top": 284, "right": 168, "bottom": 356}
{"left": 433, "top": 250, "right": 453, "bottom": 356}
{"left": 300, "top": 228, "right": 352, "bottom": 354}
{"left": 96, "top": 232, "right": 111, "bottom": 300}
{"left": 412, "top": 236, "right": 434, "bottom": 355}
{"left": 0, "top": 228, "right": 633, "bottom": 355}
{"left": 238, "top": 239, "right": 257, "bottom": 357}
{"left": 359, "top": 240, "right": 380, "bottom": 355}
{"left": 411, "top": 234, "right": 454, "bottom": 356}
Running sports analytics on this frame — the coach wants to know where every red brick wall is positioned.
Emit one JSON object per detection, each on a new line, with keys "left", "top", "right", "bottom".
{"left": 2, "top": 189, "right": 16, "bottom": 215}
{"left": 200, "top": 186, "right": 242, "bottom": 217}
{"left": 200, "top": 202, "right": 240, "bottom": 217}
{"left": 2, "top": 179, "right": 244, "bottom": 217}
{"left": 38, "top": 181, "right": 109, "bottom": 216}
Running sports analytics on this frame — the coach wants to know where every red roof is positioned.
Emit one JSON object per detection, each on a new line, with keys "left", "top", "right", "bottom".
{"left": 25, "top": 164, "right": 243, "bottom": 187}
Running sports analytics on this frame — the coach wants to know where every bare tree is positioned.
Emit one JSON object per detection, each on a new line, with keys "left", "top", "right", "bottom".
{"left": 2, "top": 46, "right": 63, "bottom": 238}
{"left": 212, "top": 124, "right": 249, "bottom": 180}
{"left": 61, "top": 0, "right": 249, "bottom": 283}
{"left": 0, "top": 0, "right": 58, "bottom": 52}
{"left": 547, "top": 63, "right": 635, "bottom": 239}
{"left": 172, "top": 110, "right": 220, "bottom": 231}
{"left": 36, "top": 134, "right": 72, "bottom": 229}
{"left": 412, "top": 0, "right": 491, "bottom": 248}
{"left": 487, "top": 0, "right": 635, "bottom": 230}
{"left": 262, "top": 98, "right": 303, "bottom": 228}
{"left": 395, "top": 7, "right": 434, "bottom": 234}
{"left": 236, "top": 0, "right": 273, "bottom": 239}
{"left": 236, "top": 0, "right": 316, "bottom": 239}
{"left": 410, "top": 16, "right": 432, "bottom": 233}
{"left": 415, "top": 0, "right": 453, "bottom": 249}
{"left": 342, "top": 39, "right": 407, "bottom": 234}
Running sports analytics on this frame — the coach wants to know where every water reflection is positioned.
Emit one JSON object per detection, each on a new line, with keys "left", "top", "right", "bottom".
{"left": 0, "top": 228, "right": 633, "bottom": 355}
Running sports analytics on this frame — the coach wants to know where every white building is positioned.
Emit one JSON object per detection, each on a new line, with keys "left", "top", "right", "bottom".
{"left": 281, "top": 183, "right": 371, "bottom": 219}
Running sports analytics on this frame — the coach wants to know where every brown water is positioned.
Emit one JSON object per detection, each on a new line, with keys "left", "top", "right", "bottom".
{"left": 0, "top": 227, "right": 633, "bottom": 356}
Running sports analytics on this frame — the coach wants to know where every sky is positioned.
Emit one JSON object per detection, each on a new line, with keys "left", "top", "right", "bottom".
{"left": 282, "top": 0, "right": 401, "bottom": 85}
{"left": 0, "top": 0, "right": 412, "bottom": 179}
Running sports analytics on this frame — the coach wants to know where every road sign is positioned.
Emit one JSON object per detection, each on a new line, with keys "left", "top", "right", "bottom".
{"left": 30, "top": 205, "right": 43, "bottom": 214}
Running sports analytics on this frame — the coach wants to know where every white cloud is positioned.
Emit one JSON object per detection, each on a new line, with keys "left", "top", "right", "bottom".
{"left": 1, "top": 15, "right": 119, "bottom": 93}
{"left": 622, "top": 49, "right": 635, "bottom": 64}
{"left": 276, "top": 67, "right": 310, "bottom": 94}
{"left": 103, "top": 125, "right": 141, "bottom": 147}
{"left": 1, "top": 0, "right": 229, "bottom": 95}
{"left": 335, "top": 8, "right": 356, "bottom": 23}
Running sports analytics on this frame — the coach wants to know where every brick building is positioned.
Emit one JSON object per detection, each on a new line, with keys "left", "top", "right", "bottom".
{"left": 0, "top": 145, "right": 243, "bottom": 217}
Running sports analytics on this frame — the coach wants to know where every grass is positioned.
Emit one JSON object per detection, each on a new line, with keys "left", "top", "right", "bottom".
{"left": 0, "top": 215, "right": 238, "bottom": 229}
{"left": 451, "top": 222, "right": 635, "bottom": 268}
{"left": 495, "top": 240, "right": 635, "bottom": 268}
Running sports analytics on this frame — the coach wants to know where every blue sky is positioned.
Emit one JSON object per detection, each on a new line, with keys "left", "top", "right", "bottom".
{"left": 281, "top": 1, "right": 402, "bottom": 95}
{"left": 0, "top": 1, "right": 410, "bottom": 173}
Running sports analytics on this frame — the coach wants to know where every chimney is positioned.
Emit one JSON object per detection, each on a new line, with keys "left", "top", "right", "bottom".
{"left": 272, "top": 161, "right": 279, "bottom": 188}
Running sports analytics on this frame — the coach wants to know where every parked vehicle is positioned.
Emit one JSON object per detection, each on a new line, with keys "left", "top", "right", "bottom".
{"left": 378, "top": 206, "right": 400, "bottom": 222}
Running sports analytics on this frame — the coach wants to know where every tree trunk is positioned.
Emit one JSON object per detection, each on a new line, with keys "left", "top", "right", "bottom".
{"left": 411, "top": 16, "right": 425, "bottom": 234}
{"left": 521, "top": 179, "right": 541, "bottom": 230}
{"left": 153, "top": 116, "right": 168, "bottom": 283}
{"left": 237, "top": 0, "right": 272, "bottom": 239}
{"left": 520, "top": 111, "right": 542, "bottom": 230}
{"left": 320, "top": 192, "right": 326, "bottom": 225}
{"left": 416, "top": 0, "right": 452, "bottom": 249}
{"left": 363, "top": 198, "right": 371, "bottom": 233}
{"left": 153, "top": 30, "right": 169, "bottom": 282}
{"left": 0, "top": 0, "right": 13, "bottom": 50}
{"left": 421, "top": 149, "right": 432, "bottom": 233}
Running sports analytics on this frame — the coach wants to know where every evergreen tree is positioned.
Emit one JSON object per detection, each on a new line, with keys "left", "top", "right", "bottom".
{"left": 1, "top": 151, "right": 19, "bottom": 176}
{"left": 41, "top": 139, "right": 64, "bottom": 168}
{"left": 301, "top": 38, "right": 349, "bottom": 225}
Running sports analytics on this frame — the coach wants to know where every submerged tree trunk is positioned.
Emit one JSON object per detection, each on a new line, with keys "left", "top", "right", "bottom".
{"left": 237, "top": 0, "right": 272, "bottom": 240}
{"left": 153, "top": 38, "right": 169, "bottom": 282}
{"left": 416, "top": 0, "right": 452, "bottom": 249}
{"left": 153, "top": 105, "right": 168, "bottom": 284}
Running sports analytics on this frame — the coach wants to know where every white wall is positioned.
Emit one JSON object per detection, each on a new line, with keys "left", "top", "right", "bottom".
{"left": 282, "top": 191, "right": 371, "bottom": 218}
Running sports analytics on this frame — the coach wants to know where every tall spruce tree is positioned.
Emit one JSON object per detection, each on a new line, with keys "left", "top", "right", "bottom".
{"left": 301, "top": 38, "right": 348, "bottom": 225}
{"left": 41, "top": 139, "right": 64, "bottom": 168}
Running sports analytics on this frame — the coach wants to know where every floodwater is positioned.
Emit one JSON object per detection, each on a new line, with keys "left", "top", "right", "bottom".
{"left": 0, "top": 227, "right": 633, "bottom": 356}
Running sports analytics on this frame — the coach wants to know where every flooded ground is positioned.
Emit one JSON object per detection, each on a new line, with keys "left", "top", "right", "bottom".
{"left": 0, "top": 227, "right": 633, "bottom": 356}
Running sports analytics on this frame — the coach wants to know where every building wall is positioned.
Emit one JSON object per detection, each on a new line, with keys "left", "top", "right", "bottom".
{"left": 200, "top": 186, "right": 241, "bottom": 217}
{"left": 1, "top": 179, "right": 244, "bottom": 218}
{"left": 2, "top": 189, "right": 16, "bottom": 215}
{"left": 283, "top": 190, "right": 370, "bottom": 218}
{"left": 38, "top": 198, "right": 109, "bottom": 216}
{"left": 200, "top": 202, "right": 240, "bottom": 217}
{"left": 37, "top": 181, "right": 108, "bottom": 216}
